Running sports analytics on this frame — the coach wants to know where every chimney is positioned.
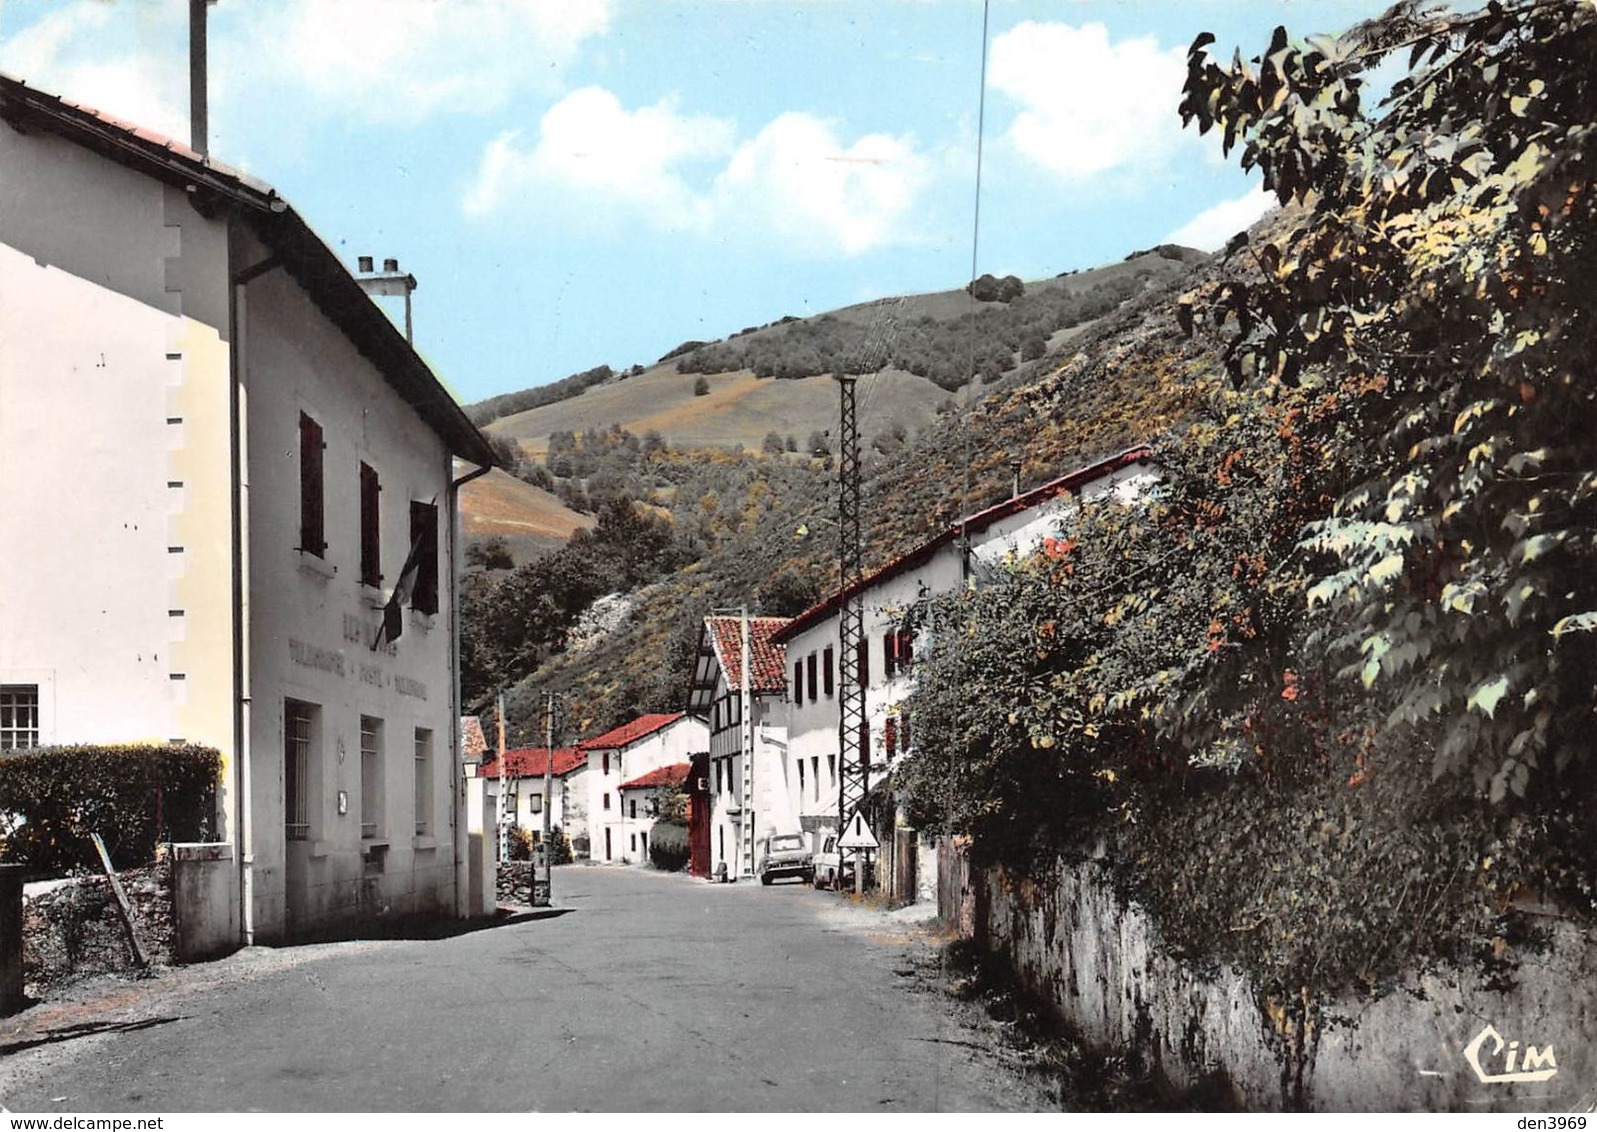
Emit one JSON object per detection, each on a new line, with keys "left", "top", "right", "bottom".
{"left": 357, "top": 256, "right": 374, "bottom": 274}
{"left": 383, "top": 258, "right": 399, "bottom": 273}
{"left": 189, "top": 0, "right": 212, "bottom": 156}
{"left": 1011, "top": 458, "right": 1024, "bottom": 499}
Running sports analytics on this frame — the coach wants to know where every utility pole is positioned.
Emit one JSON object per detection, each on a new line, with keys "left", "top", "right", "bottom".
{"left": 739, "top": 606, "right": 755, "bottom": 880}
{"left": 535, "top": 691, "right": 554, "bottom": 907}
{"left": 188, "top": 0, "right": 215, "bottom": 157}
{"left": 835, "top": 375, "right": 867, "bottom": 885}
{"left": 496, "top": 693, "right": 507, "bottom": 865}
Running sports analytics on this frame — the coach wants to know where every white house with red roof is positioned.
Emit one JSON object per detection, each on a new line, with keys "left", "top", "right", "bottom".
{"left": 580, "top": 712, "right": 708, "bottom": 863}
{"left": 687, "top": 615, "right": 795, "bottom": 881}
{"left": 773, "top": 447, "right": 1159, "bottom": 895}
{"left": 477, "top": 746, "right": 589, "bottom": 854}
{"left": 0, "top": 75, "right": 497, "bottom": 942}
{"left": 615, "top": 762, "right": 691, "bottom": 865}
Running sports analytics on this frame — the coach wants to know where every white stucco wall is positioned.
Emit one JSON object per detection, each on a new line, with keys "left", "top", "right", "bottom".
{"left": 238, "top": 239, "right": 460, "bottom": 941}
{"left": 0, "top": 124, "right": 236, "bottom": 808}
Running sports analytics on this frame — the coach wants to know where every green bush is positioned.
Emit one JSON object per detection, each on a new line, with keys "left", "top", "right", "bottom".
{"left": 648, "top": 820, "right": 691, "bottom": 872}
{"left": 0, "top": 744, "right": 221, "bottom": 877}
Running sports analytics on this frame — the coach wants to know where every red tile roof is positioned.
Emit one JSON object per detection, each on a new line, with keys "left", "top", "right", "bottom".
{"left": 706, "top": 616, "right": 790, "bottom": 694}
{"left": 478, "top": 746, "right": 585, "bottom": 779}
{"left": 577, "top": 712, "right": 685, "bottom": 752}
{"left": 773, "top": 446, "right": 1155, "bottom": 641}
{"left": 619, "top": 763, "right": 691, "bottom": 792}
{"left": 0, "top": 73, "right": 497, "bottom": 468}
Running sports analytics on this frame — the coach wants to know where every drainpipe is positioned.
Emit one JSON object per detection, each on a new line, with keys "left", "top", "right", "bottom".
{"left": 230, "top": 252, "right": 281, "bottom": 948}
{"left": 449, "top": 458, "right": 492, "bottom": 917}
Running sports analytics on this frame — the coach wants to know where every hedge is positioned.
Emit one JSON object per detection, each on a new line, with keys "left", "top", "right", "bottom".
{"left": 648, "top": 820, "right": 690, "bottom": 872}
{"left": 0, "top": 744, "right": 221, "bottom": 877}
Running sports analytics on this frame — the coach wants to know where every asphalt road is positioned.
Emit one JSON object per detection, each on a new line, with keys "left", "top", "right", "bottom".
{"left": 0, "top": 866, "right": 1049, "bottom": 1113}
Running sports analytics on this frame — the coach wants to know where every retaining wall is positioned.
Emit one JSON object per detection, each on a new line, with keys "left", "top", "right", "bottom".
{"left": 939, "top": 841, "right": 1596, "bottom": 1111}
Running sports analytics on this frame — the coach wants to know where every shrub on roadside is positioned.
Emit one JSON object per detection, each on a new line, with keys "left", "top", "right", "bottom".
{"left": 648, "top": 821, "right": 691, "bottom": 872}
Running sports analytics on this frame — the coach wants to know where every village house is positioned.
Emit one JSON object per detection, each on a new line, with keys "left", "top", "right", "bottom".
{"left": 615, "top": 762, "right": 691, "bottom": 865}
{"left": 581, "top": 713, "right": 708, "bottom": 864}
{"left": 773, "top": 446, "right": 1159, "bottom": 897}
{"left": 686, "top": 615, "right": 793, "bottom": 881}
{"left": 476, "top": 745, "right": 588, "bottom": 856}
{"left": 0, "top": 75, "right": 498, "bottom": 942}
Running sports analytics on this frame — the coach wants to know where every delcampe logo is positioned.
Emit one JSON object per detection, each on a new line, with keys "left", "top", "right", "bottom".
{"left": 1464, "top": 1024, "right": 1559, "bottom": 1084}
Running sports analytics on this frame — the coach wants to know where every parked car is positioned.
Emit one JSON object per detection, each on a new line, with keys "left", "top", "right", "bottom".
{"left": 758, "top": 832, "right": 814, "bottom": 886}
{"left": 811, "top": 831, "right": 855, "bottom": 889}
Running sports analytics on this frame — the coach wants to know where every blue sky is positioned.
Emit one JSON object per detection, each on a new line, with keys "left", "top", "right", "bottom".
{"left": 0, "top": 0, "right": 1390, "bottom": 406}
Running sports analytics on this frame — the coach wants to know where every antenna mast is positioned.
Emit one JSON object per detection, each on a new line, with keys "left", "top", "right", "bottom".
{"left": 835, "top": 376, "right": 867, "bottom": 846}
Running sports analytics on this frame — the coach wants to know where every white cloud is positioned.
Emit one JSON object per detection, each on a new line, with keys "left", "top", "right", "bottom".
{"left": 229, "top": 0, "right": 612, "bottom": 124}
{"left": 1164, "top": 185, "right": 1276, "bottom": 251}
{"left": 989, "top": 21, "right": 1188, "bottom": 182}
{"left": 713, "top": 114, "right": 932, "bottom": 256}
{"left": 463, "top": 87, "right": 734, "bottom": 223}
{"left": 465, "top": 94, "right": 932, "bottom": 257}
{"left": 0, "top": 2, "right": 188, "bottom": 139}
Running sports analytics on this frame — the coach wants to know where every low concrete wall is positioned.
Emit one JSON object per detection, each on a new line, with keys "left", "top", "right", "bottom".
{"left": 169, "top": 842, "right": 238, "bottom": 963}
{"left": 941, "top": 844, "right": 1597, "bottom": 1111}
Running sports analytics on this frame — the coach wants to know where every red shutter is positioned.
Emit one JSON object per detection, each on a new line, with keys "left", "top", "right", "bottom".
{"left": 859, "top": 719, "right": 871, "bottom": 769}
{"left": 409, "top": 500, "right": 439, "bottom": 614}
{"left": 857, "top": 639, "right": 869, "bottom": 690}
{"left": 884, "top": 716, "right": 898, "bottom": 758}
{"left": 823, "top": 646, "right": 835, "bottom": 697}
{"left": 793, "top": 661, "right": 803, "bottom": 705}
{"left": 882, "top": 631, "right": 895, "bottom": 678}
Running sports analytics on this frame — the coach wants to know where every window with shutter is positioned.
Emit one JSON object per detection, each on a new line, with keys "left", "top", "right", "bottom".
{"left": 359, "top": 462, "right": 381, "bottom": 587}
{"left": 409, "top": 500, "right": 439, "bottom": 614}
{"left": 298, "top": 412, "right": 325, "bottom": 556}
{"left": 793, "top": 660, "right": 803, "bottom": 705}
{"left": 884, "top": 715, "right": 898, "bottom": 758}
{"left": 882, "top": 631, "right": 896, "bottom": 679}
{"left": 823, "top": 646, "right": 835, "bottom": 697}
{"left": 858, "top": 639, "right": 869, "bottom": 689}
{"left": 806, "top": 653, "right": 818, "bottom": 702}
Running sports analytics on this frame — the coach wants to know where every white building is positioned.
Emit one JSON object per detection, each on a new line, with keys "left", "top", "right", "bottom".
{"left": 687, "top": 615, "right": 794, "bottom": 881}
{"left": 581, "top": 713, "right": 708, "bottom": 864}
{"left": 477, "top": 746, "right": 588, "bottom": 853}
{"left": 616, "top": 762, "right": 691, "bottom": 865}
{"left": 773, "top": 447, "right": 1158, "bottom": 892}
{"left": 0, "top": 76, "right": 498, "bottom": 941}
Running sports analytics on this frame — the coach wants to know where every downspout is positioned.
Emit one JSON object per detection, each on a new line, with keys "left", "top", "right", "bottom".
{"left": 449, "top": 459, "right": 492, "bottom": 917}
{"left": 229, "top": 252, "right": 280, "bottom": 948}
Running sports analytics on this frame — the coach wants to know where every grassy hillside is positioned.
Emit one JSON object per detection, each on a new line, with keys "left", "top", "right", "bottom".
{"left": 460, "top": 469, "right": 593, "bottom": 560}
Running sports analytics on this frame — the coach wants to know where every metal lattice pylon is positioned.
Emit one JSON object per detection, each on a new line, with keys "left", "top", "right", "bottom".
{"left": 835, "top": 376, "right": 867, "bottom": 835}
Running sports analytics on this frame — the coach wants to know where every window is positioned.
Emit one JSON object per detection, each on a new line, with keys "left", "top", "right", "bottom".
{"left": 897, "top": 628, "right": 914, "bottom": 669}
{"left": 408, "top": 500, "right": 439, "bottom": 615}
{"left": 882, "top": 631, "right": 896, "bottom": 679}
{"left": 414, "top": 727, "right": 433, "bottom": 836}
{"left": 857, "top": 639, "right": 869, "bottom": 689}
{"left": 298, "top": 412, "right": 325, "bottom": 556}
{"left": 798, "top": 758, "right": 806, "bottom": 795}
{"left": 823, "top": 646, "right": 835, "bottom": 697}
{"left": 714, "top": 761, "right": 723, "bottom": 794}
{"left": 812, "top": 756, "right": 820, "bottom": 801}
{"left": 359, "top": 715, "right": 383, "bottom": 839}
{"left": 603, "top": 793, "right": 611, "bottom": 810}
{"left": 806, "top": 653, "right": 817, "bottom": 702}
{"left": 530, "top": 794, "right": 543, "bottom": 814}
{"left": 629, "top": 798, "right": 637, "bottom": 819}
{"left": 860, "top": 719, "right": 871, "bottom": 770}
{"left": 0, "top": 685, "right": 39, "bottom": 750}
{"left": 359, "top": 462, "right": 381, "bottom": 588}
{"left": 793, "top": 661, "right": 803, "bottom": 706}
{"left": 827, "top": 753, "right": 836, "bottom": 783}
{"left": 884, "top": 716, "right": 898, "bottom": 760}
{"left": 630, "top": 833, "right": 637, "bottom": 853}
{"left": 284, "top": 699, "right": 317, "bottom": 840}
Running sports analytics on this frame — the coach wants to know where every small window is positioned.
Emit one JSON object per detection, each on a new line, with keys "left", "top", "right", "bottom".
{"left": 284, "top": 699, "right": 318, "bottom": 840}
{"left": 812, "top": 756, "right": 820, "bottom": 801}
{"left": 408, "top": 500, "right": 439, "bottom": 615}
{"left": 603, "top": 793, "right": 611, "bottom": 811}
{"left": 897, "top": 628, "right": 914, "bottom": 668}
{"left": 603, "top": 752, "right": 610, "bottom": 775}
{"left": 826, "top": 754, "right": 836, "bottom": 783}
{"left": 798, "top": 758, "right": 807, "bottom": 794}
{"left": 806, "top": 653, "right": 817, "bottom": 702}
{"left": 359, "top": 715, "right": 383, "bottom": 839}
{"left": 1, "top": 685, "right": 39, "bottom": 750}
{"left": 359, "top": 462, "right": 381, "bottom": 587}
{"left": 793, "top": 660, "right": 803, "bottom": 705}
{"left": 857, "top": 639, "right": 869, "bottom": 689}
{"left": 630, "top": 833, "right": 637, "bottom": 852}
{"left": 884, "top": 715, "right": 898, "bottom": 759}
{"left": 822, "top": 646, "right": 835, "bottom": 697}
{"left": 298, "top": 412, "right": 325, "bottom": 556}
{"left": 414, "top": 727, "right": 434, "bottom": 836}
{"left": 882, "top": 631, "right": 896, "bottom": 679}
{"left": 629, "top": 798, "right": 637, "bottom": 819}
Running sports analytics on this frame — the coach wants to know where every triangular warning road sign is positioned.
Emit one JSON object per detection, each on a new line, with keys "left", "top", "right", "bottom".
{"left": 838, "top": 811, "right": 878, "bottom": 850}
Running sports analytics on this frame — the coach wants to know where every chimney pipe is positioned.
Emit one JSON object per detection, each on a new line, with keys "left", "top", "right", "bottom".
{"left": 357, "top": 256, "right": 374, "bottom": 273}
{"left": 1011, "top": 458, "right": 1024, "bottom": 499}
{"left": 189, "top": 0, "right": 210, "bottom": 156}
{"left": 383, "top": 258, "right": 399, "bottom": 273}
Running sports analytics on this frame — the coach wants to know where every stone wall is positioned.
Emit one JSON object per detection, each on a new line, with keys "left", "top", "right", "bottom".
{"left": 939, "top": 841, "right": 1596, "bottom": 1111}
{"left": 23, "top": 859, "right": 174, "bottom": 991}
